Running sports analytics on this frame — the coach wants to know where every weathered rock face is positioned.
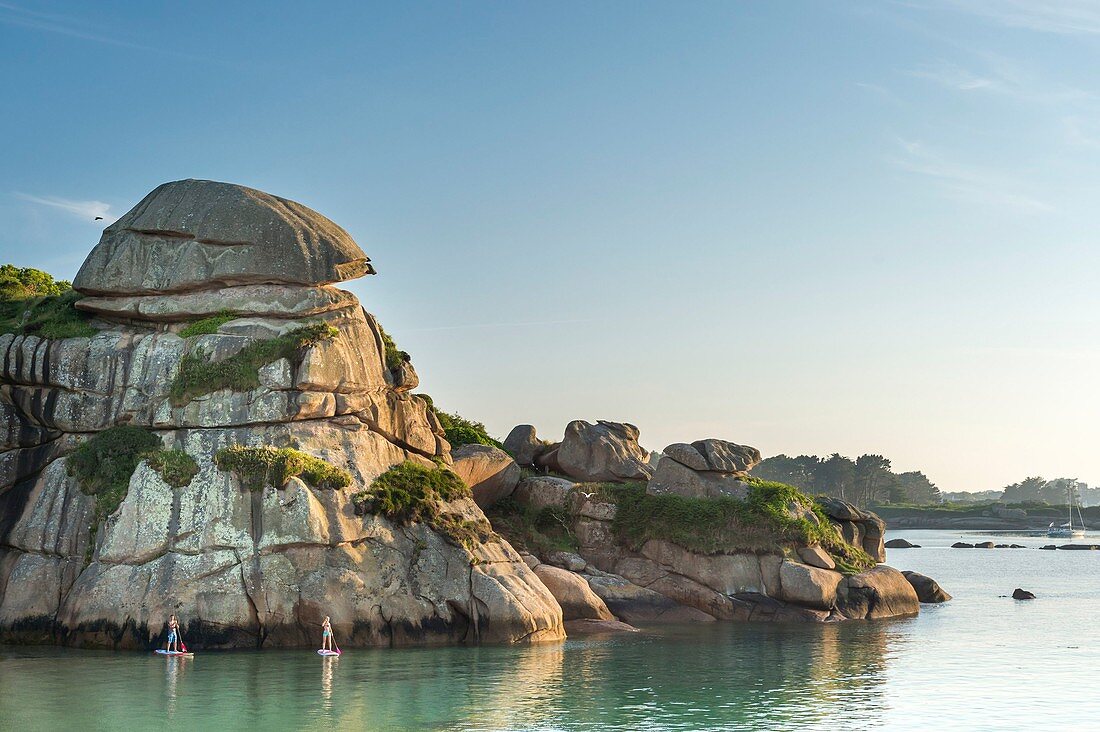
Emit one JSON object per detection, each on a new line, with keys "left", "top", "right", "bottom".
{"left": 503, "top": 424, "right": 548, "bottom": 467}
{"left": 818, "top": 497, "right": 887, "bottom": 563}
{"left": 647, "top": 439, "right": 761, "bottom": 499}
{"left": 0, "top": 180, "right": 564, "bottom": 649}
{"left": 532, "top": 565, "right": 614, "bottom": 621}
{"left": 450, "top": 444, "right": 520, "bottom": 509}
{"left": 73, "top": 179, "right": 375, "bottom": 295}
{"left": 555, "top": 420, "right": 654, "bottom": 483}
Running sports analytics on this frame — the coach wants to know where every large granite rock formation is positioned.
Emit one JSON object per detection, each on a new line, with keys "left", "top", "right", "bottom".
{"left": 0, "top": 180, "right": 563, "bottom": 649}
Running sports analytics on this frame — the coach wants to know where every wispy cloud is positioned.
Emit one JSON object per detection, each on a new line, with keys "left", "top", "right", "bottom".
{"left": 15, "top": 193, "right": 115, "bottom": 223}
{"left": 934, "top": 0, "right": 1100, "bottom": 35}
{"left": 909, "top": 55, "right": 1093, "bottom": 105}
{"left": 888, "top": 138, "right": 1054, "bottom": 213}
{"left": 0, "top": 1, "right": 206, "bottom": 61}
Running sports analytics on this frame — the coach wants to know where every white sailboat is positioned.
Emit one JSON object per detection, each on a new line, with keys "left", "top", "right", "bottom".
{"left": 1047, "top": 480, "right": 1087, "bottom": 538}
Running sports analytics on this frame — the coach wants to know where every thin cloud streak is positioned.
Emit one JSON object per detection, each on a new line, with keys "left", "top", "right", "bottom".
{"left": 935, "top": 0, "right": 1100, "bottom": 35}
{"left": 887, "top": 138, "right": 1054, "bottom": 213}
{"left": 909, "top": 56, "right": 1094, "bottom": 106}
{"left": 15, "top": 193, "right": 115, "bottom": 223}
{"left": 0, "top": 1, "right": 208, "bottom": 61}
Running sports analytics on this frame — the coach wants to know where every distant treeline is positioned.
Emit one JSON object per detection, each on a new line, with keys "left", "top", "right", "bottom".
{"left": 944, "top": 477, "right": 1100, "bottom": 507}
{"left": 750, "top": 454, "right": 939, "bottom": 506}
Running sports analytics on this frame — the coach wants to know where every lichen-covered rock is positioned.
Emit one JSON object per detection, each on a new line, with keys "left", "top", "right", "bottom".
{"left": 555, "top": 420, "right": 653, "bottom": 483}
{"left": 513, "top": 476, "right": 574, "bottom": 512}
{"left": 646, "top": 438, "right": 761, "bottom": 500}
{"left": 0, "top": 180, "right": 564, "bottom": 649}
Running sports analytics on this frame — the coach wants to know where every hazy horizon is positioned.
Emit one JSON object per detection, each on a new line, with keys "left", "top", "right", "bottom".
{"left": 4, "top": 1, "right": 1100, "bottom": 493}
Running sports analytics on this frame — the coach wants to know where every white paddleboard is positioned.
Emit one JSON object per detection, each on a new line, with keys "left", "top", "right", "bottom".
{"left": 317, "top": 649, "right": 341, "bottom": 656}
{"left": 155, "top": 650, "right": 194, "bottom": 657}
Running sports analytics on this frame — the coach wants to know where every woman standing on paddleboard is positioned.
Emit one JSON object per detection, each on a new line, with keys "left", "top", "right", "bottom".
{"left": 166, "top": 615, "right": 180, "bottom": 653}
{"left": 321, "top": 616, "right": 333, "bottom": 652}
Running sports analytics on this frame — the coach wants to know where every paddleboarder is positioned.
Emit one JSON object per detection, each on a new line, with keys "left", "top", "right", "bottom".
{"left": 321, "top": 616, "right": 333, "bottom": 652}
{"left": 166, "top": 615, "right": 180, "bottom": 653}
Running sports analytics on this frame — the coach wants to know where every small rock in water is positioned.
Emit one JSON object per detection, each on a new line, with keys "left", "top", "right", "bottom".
{"left": 952, "top": 542, "right": 974, "bottom": 549}
{"left": 1012, "top": 588, "right": 1036, "bottom": 600}
{"left": 1040, "top": 545, "right": 1057, "bottom": 550}
{"left": 902, "top": 571, "right": 951, "bottom": 603}
{"left": 885, "top": 538, "right": 920, "bottom": 549}
{"left": 974, "top": 541, "right": 995, "bottom": 549}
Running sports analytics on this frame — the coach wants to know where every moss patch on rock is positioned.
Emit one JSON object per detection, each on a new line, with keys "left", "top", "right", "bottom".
{"left": 485, "top": 496, "right": 578, "bottom": 555}
{"left": 145, "top": 449, "right": 199, "bottom": 487}
{"left": 353, "top": 461, "right": 496, "bottom": 552}
{"left": 214, "top": 445, "right": 352, "bottom": 492}
{"left": 169, "top": 322, "right": 337, "bottom": 406}
{"left": 594, "top": 478, "right": 875, "bottom": 573}
{"left": 179, "top": 311, "right": 235, "bottom": 338}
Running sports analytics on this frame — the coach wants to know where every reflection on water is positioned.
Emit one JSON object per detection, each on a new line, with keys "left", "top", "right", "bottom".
{"left": 4, "top": 531, "right": 1100, "bottom": 731}
{"left": 0, "top": 622, "right": 899, "bottom": 731}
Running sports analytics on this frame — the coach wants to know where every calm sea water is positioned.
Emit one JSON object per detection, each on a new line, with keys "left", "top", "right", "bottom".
{"left": 3, "top": 529, "right": 1099, "bottom": 731}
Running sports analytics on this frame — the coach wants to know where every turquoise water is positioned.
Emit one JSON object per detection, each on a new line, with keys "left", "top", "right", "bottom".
{"left": 2, "top": 529, "right": 1099, "bottom": 731}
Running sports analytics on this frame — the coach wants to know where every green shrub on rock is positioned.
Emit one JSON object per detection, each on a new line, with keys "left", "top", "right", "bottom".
{"left": 597, "top": 478, "right": 875, "bottom": 573}
{"left": 0, "top": 265, "right": 95, "bottom": 340}
{"left": 214, "top": 445, "right": 353, "bottom": 492}
{"left": 485, "top": 496, "right": 578, "bottom": 555}
{"left": 417, "top": 396, "right": 503, "bottom": 449}
{"left": 354, "top": 461, "right": 495, "bottom": 552}
{"left": 169, "top": 322, "right": 338, "bottom": 405}
{"left": 68, "top": 426, "right": 164, "bottom": 520}
{"left": 378, "top": 324, "right": 410, "bottom": 371}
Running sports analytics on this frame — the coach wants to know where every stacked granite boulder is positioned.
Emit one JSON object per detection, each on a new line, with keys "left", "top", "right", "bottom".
{"left": 0, "top": 179, "right": 563, "bottom": 649}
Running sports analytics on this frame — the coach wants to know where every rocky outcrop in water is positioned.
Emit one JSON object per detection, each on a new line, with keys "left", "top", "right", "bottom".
{"left": 503, "top": 421, "right": 923, "bottom": 623}
{"left": 0, "top": 179, "right": 563, "bottom": 649}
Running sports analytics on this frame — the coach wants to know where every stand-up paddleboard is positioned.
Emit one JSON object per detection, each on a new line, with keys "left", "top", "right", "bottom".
{"left": 317, "top": 649, "right": 341, "bottom": 656}
{"left": 155, "top": 650, "right": 194, "bottom": 657}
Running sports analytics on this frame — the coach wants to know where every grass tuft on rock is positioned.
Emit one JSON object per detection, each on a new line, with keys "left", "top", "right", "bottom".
{"left": 1, "top": 290, "right": 96, "bottom": 340}
{"left": 169, "top": 322, "right": 338, "bottom": 406}
{"left": 595, "top": 478, "right": 875, "bottom": 573}
{"left": 179, "top": 311, "right": 236, "bottom": 338}
{"left": 145, "top": 449, "right": 200, "bottom": 487}
{"left": 353, "top": 461, "right": 496, "bottom": 552}
{"left": 214, "top": 445, "right": 353, "bottom": 492}
{"left": 485, "top": 496, "right": 578, "bottom": 555}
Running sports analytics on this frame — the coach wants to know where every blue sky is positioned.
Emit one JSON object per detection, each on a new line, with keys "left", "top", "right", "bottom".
{"left": 3, "top": 1, "right": 1100, "bottom": 492}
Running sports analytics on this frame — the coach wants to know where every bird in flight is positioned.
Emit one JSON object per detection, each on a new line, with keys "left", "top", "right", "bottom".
{"left": 94, "top": 216, "right": 103, "bottom": 220}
